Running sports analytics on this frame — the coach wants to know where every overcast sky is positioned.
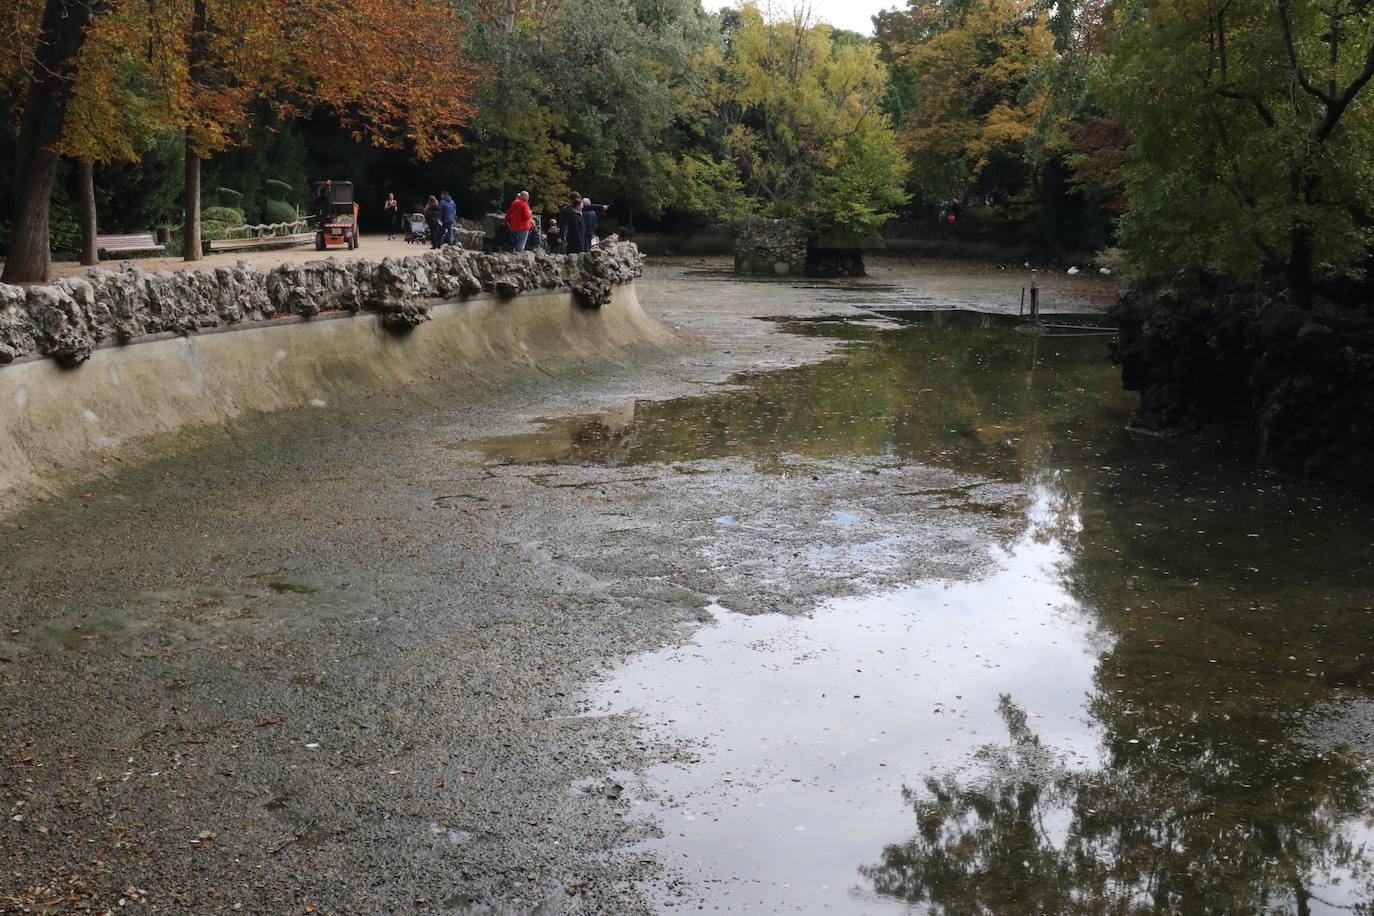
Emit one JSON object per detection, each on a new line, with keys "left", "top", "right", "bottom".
{"left": 702, "top": 0, "right": 902, "bottom": 36}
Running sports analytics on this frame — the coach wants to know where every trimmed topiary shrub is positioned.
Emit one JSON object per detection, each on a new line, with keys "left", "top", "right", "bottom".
{"left": 262, "top": 199, "right": 298, "bottom": 224}
{"left": 214, "top": 187, "right": 243, "bottom": 207}
{"left": 202, "top": 206, "right": 245, "bottom": 226}
{"left": 199, "top": 220, "right": 232, "bottom": 241}
{"left": 264, "top": 179, "right": 293, "bottom": 196}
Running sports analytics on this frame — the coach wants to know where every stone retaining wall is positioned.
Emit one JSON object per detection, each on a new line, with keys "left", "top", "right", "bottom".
{"left": 733, "top": 219, "right": 869, "bottom": 277}
{"left": 1111, "top": 275, "right": 1374, "bottom": 484}
{"left": 0, "top": 241, "right": 642, "bottom": 366}
{"left": 734, "top": 218, "right": 808, "bottom": 276}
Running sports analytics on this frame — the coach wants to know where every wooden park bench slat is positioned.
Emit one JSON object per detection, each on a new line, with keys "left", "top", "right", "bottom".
{"left": 96, "top": 233, "right": 166, "bottom": 258}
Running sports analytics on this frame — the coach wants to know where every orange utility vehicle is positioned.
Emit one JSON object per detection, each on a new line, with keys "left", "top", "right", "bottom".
{"left": 313, "top": 180, "right": 360, "bottom": 251}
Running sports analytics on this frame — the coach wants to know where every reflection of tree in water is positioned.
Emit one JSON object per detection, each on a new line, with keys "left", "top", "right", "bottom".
{"left": 862, "top": 696, "right": 1374, "bottom": 914}
{"left": 478, "top": 314, "right": 1132, "bottom": 483}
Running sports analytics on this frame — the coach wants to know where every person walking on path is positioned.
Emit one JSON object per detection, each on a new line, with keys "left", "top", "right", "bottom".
{"left": 423, "top": 195, "right": 443, "bottom": 249}
{"left": 383, "top": 193, "right": 399, "bottom": 240}
{"left": 559, "top": 194, "right": 586, "bottom": 255}
{"left": 505, "top": 191, "right": 534, "bottom": 253}
{"left": 439, "top": 192, "right": 458, "bottom": 246}
{"left": 580, "top": 198, "right": 609, "bottom": 249}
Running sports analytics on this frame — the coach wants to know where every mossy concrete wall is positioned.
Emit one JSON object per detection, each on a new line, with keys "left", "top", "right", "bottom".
{"left": 0, "top": 245, "right": 673, "bottom": 508}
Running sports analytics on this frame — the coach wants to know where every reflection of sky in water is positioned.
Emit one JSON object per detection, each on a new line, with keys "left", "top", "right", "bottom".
{"left": 591, "top": 478, "right": 1374, "bottom": 912}
{"left": 590, "top": 486, "right": 1107, "bottom": 911}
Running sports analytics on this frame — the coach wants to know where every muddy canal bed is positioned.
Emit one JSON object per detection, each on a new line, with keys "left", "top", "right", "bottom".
{"left": 3, "top": 269, "right": 1374, "bottom": 914}
{"left": 474, "top": 311, "right": 1374, "bottom": 914}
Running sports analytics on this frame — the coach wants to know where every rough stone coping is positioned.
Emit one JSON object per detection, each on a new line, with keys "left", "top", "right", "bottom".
{"left": 0, "top": 240, "right": 643, "bottom": 366}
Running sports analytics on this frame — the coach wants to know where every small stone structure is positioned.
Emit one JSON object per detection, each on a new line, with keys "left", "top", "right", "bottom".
{"left": 733, "top": 218, "right": 870, "bottom": 277}
{"left": 734, "top": 218, "right": 809, "bottom": 276}
{"left": 0, "top": 241, "right": 642, "bottom": 366}
{"left": 805, "top": 230, "right": 870, "bottom": 278}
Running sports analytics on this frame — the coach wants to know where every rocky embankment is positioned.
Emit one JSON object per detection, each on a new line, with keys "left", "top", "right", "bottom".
{"left": 0, "top": 241, "right": 642, "bottom": 365}
{"left": 1111, "top": 275, "right": 1374, "bottom": 482}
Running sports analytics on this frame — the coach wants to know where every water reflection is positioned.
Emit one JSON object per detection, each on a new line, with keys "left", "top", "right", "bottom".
{"left": 481, "top": 311, "right": 1374, "bottom": 912}
{"left": 474, "top": 311, "right": 1138, "bottom": 482}
{"left": 865, "top": 692, "right": 1374, "bottom": 914}
{"left": 588, "top": 488, "right": 1104, "bottom": 912}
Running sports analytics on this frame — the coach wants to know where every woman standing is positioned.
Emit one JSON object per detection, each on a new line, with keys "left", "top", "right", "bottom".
{"left": 423, "top": 195, "right": 442, "bottom": 249}
{"left": 383, "top": 193, "right": 399, "bottom": 240}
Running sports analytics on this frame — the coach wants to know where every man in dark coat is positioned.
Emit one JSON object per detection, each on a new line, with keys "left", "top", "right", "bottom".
{"left": 580, "top": 197, "right": 609, "bottom": 250}
{"left": 313, "top": 181, "right": 334, "bottom": 225}
{"left": 558, "top": 194, "right": 585, "bottom": 255}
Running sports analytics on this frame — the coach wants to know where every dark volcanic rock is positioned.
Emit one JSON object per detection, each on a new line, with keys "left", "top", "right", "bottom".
{"left": 0, "top": 242, "right": 643, "bottom": 361}
{"left": 1112, "top": 275, "right": 1374, "bottom": 483}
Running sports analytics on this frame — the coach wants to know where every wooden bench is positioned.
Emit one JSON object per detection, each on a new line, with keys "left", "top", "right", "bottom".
{"left": 96, "top": 233, "right": 166, "bottom": 259}
{"left": 203, "top": 232, "right": 316, "bottom": 255}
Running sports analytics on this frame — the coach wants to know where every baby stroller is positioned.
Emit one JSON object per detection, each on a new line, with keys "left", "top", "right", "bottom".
{"left": 404, "top": 213, "right": 428, "bottom": 244}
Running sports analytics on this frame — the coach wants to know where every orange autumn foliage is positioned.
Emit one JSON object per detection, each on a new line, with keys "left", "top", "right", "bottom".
{"left": 59, "top": 0, "right": 476, "bottom": 163}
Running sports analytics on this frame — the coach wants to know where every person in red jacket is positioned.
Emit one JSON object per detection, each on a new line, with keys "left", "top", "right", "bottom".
{"left": 505, "top": 191, "right": 534, "bottom": 252}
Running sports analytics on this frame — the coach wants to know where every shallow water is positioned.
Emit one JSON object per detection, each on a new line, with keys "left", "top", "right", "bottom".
{"left": 478, "top": 312, "right": 1374, "bottom": 914}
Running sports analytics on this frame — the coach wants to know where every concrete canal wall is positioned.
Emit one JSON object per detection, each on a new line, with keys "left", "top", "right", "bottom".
{"left": 0, "top": 243, "right": 674, "bottom": 505}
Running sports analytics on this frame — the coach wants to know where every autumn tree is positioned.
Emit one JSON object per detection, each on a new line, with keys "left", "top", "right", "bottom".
{"left": 54, "top": 11, "right": 170, "bottom": 265}
{"left": 882, "top": 0, "right": 1053, "bottom": 214}
{"left": 1, "top": 0, "right": 109, "bottom": 283}
{"left": 3, "top": 0, "right": 475, "bottom": 279}
{"left": 146, "top": 0, "right": 477, "bottom": 261}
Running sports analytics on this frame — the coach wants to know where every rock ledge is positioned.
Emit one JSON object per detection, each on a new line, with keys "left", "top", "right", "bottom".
{"left": 0, "top": 241, "right": 643, "bottom": 365}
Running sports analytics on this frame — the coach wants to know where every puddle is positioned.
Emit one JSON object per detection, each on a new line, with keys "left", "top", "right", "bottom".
{"left": 477, "top": 310, "right": 1374, "bottom": 911}
{"left": 592, "top": 487, "right": 1104, "bottom": 912}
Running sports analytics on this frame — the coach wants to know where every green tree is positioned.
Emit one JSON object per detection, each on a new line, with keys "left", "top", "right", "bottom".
{"left": 697, "top": 3, "right": 909, "bottom": 236}
{"left": 1105, "top": 0, "right": 1374, "bottom": 301}
{"left": 458, "top": 0, "right": 712, "bottom": 221}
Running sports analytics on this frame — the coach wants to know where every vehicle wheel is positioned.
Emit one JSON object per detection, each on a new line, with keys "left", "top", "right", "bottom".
{"left": 315, "top": 232, "right": 325, "bottom": 252}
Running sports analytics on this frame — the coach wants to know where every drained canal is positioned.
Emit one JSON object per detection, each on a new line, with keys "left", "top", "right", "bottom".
{"left": 4, "top": 286, "right": 1373, "bottom": 914}
{"left": 477, "top": 311, "right": 1374, "bottom": 913}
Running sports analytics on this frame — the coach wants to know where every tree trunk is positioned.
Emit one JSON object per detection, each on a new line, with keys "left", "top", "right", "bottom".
{"left": 1, "top": 0, "right": 108, "bottom": 284}
{"left": 78, "top": 160, "right": 98, "bottom": 266}
{"left": 184, "top": 145, "right": 203, "bottom": 262}
{"left": 1287, "top": 172, "right": 1319, "bottom": 308}
{"left": 183, "top": 0, "right": 207, "bottom": 262}
{"left": 1287, "top": 222, "right": 1314, "bottom": 308}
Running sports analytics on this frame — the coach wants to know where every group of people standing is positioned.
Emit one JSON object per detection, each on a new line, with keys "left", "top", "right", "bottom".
{"left": 421, "top": 192, "right": 459, "bottom": 248}
{"left": 379, "top": 188, "right": 610, "bottom": 254}
{"left": 504, "top": 191, "right": 608, "bottom": 254}
{"left": 382, "top": 191, "right": 457, "bottom": 247}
